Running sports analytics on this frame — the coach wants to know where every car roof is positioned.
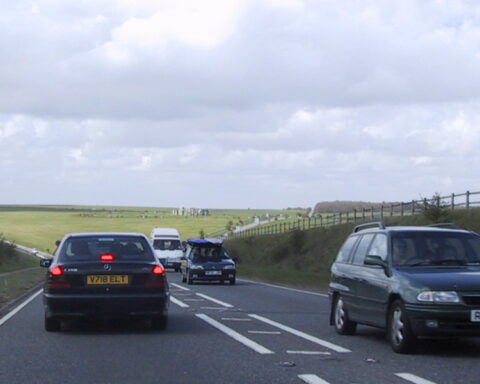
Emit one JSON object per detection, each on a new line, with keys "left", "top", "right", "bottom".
{"left": 353, "top": 225, "right": 471, "bottom": 235}
{"left": 187, "top": 238, "right": 223, "bottom": 246}
{"left": 63, "top": 232, "right": 148, "bottom": 238}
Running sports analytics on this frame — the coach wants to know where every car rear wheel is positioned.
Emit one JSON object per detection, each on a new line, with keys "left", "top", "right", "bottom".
{"left": 186, "top": 271, "right": 193, "bottom": 285}
{"left": 152, "top": 315, "right": 168, "bottom": 331}
{"left": 388, "top": 299, "right": 417, "bottom": 354}
{"left": 333, "top": 295, "right": 357, "bottom": 335}
{"left": 45, "top": 314, "right": 61, "bottom": 332}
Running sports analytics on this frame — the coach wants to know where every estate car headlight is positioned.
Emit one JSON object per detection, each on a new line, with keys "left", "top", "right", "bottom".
{"left": 190, "top": 265, "right": 204, "bottom": 270}
{"left": 417, "top": 291, "right": 460, "bottom": 303}
{"left": 223, "top": 265, "right": 235, "bottom": 270}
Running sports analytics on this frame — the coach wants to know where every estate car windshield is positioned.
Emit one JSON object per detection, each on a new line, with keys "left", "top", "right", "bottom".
{"left": 153, "top": 239, "right": 181, "bottom": 250}
{"left": 392, "top": 231, "right": 480, "bottom": 267}
{"left": 59, "top": 236, "right": 155, "bottom": 262}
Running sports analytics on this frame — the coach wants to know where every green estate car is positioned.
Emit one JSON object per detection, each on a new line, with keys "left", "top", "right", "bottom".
{"left": 329, "top": 222, "right": 480, "bottom": 353}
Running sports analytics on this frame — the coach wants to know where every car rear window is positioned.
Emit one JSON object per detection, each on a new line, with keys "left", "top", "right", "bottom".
{"left": 59, "top": 236, "right": 155, "bottom": 262}
{"left": 153, "top": 239, "right": 181, "bottom": 250}
{"left": 191, "top": 246, "right": 230, "bottom": 262}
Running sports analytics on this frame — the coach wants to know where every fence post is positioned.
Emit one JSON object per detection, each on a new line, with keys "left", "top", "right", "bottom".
{"left": 390, "top": 204, "right": 393, "bottom": 217}
{"left": 353, "top": 209, "right": 357, "bottom": 222}
{"left": 436, "top": 195, "right": 440, "bottom": 207}
{"left": 401, "top": 202, "right": 404, "bottom": 216}
{"left": 467, "top": 190, "right": 470, "bottom": 209}
{"left": 371, "top": 207, "right": 374, "bottom": 220}
{"left": 380, "top": 205, "right": 384, "bottom": 220}
{"left": 411, "top": 200, "right": 415, "bottom": 215}
{"left": 451, "top": 193, "right": 455, "bottom": 210}
{"left": 362, "top": 208, "right": 366, "bottom": 221}
{"left": 320, "top": 215, "right": 323, "bottom": 227}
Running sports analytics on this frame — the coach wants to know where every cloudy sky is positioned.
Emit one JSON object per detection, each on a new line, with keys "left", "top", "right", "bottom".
{"left": 1, "top": 0, "right": 479, "bottom": 209}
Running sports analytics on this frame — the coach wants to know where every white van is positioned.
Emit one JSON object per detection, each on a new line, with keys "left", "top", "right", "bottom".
{"left": 150, "top": 228, "right": 183, "bottom": 272}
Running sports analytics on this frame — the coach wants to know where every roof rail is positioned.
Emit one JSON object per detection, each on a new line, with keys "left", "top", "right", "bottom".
{"left": 426, "top": 223, "right": 462, "bottom": 229}
{"left": 353, "top": 222, "right": 385, "bottom": 233}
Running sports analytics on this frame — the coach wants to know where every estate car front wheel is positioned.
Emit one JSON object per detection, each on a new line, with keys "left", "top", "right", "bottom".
{"left": 333, "top": 295, "right": 357, "bottom": 335}
{"left": 388, "top": 299, "right": 417, "bottom": 354}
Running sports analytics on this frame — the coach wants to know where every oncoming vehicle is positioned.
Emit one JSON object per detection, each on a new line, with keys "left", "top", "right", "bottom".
{"left": 40, "top": 232, "right": 169, "bottom": 332}
{"left": 150, "top": 228, "right": 183, "bottom": 272}
{"left": 180, "top": 238, "right": 236, "bottom": 285}
{"left": 329, "top": 222, "right": 480, "bottom": 353}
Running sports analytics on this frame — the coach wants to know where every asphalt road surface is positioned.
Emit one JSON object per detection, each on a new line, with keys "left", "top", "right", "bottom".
{"left": 2, "top": 272, "right": 480, "bottom": 384}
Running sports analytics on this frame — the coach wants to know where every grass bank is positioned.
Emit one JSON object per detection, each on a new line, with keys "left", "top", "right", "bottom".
{"left": 226, "top": 208, "right": 480, "bottom": 290}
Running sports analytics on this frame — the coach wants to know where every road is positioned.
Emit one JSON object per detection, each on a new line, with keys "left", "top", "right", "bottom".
{"left": 1, "top": 272, "right": 480, "bottom": 384}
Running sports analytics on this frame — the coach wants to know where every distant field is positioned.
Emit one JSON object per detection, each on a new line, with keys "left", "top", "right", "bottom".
{"left": 0, "top": 205, "right": 304, "bottom": 253}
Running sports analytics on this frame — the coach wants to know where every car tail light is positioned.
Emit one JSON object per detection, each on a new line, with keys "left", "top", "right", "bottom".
{"left": 50, "top": 266, "right": 63, "bottom": 276}
{"left": 100, "top": 253, "right": 115, "bottom": 262}
{"left": 152, "top": 265, "right": 165, "bottom": 275}
{"left": 48, "top": 280, "right": 71, "bottom": 289}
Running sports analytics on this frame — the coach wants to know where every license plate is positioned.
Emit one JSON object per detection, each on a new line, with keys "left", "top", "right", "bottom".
{"left": 205, "top": 270, "right": 222, "bottom": 276}
{"left": 86, "top": 275, "right": 129, "bottom": 285}
{"left": 471, "top": 310, "right": 480, "bottom": 322}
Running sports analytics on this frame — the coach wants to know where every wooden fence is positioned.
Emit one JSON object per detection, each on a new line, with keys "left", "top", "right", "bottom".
{"left": 220, "top": 190, "right": 480, "bottom": 240}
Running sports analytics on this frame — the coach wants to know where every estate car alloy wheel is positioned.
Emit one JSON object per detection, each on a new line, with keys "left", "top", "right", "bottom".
{"left": 388, "top": 299, "right": 417, "bottom": 354}
{"left": 333, "top": 295, "right": 357, "bottom": 335}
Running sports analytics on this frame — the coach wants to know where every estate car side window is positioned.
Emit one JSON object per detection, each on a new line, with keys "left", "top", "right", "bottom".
{"left": 335, "top": 235, "right": 359, "bottom": 263}
{"left": 367, "top": 234, "right": 388, "bottom": 261}
{"left": 351, "top": 234, "right": 375, "bottom": 265}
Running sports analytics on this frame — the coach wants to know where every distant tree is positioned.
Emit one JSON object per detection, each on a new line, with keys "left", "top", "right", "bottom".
{"left": 199, "top": 229, "right": 205, "bottom": 239}
{"left": 421, "top": 192, "right": 450, "bottom": 223}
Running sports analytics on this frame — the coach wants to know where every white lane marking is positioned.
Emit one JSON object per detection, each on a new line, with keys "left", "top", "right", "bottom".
{"left": 195, "top": 293, "right": 233, "bottom": 308}
{"left": 249, "top": 314, "right": 351, "bottom": 353}
{"left": 298, "top": 374, "right": 331, "bottom": 384}
{"left": 395, "top": 373, "right": 438, "bottom": 384}
{"left": 287, "top": 350, "right": 331, "bottom": 355}
{"left": 221, "top": 318, "right": 252, "bottom": 321}
{"left": 239, "top": 279, "right": 328, "bottom": 298}
{"left": 248, "top": 330, "right": 281, "bottom": 335}
{"left": 170, "top": 283, "right": 190, "bottom": 291}
{"left": 184, "top": 299, "right": 204, "bottom": 302}
{"left": 200, "top": 306, "right": 227, "bottom": 310}
{"left": 170, "top": 296, "right": 190, "bottom": 308}
{"left": 196, "top": 314, "right": 274, "bottom": 355}
{"left": 0, "top": 289, "right": 42, "bottom": 327}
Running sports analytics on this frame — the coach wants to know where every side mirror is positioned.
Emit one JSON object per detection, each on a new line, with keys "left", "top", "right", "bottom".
{"left": 55, "top": 240, "right": 61, "bottom": 246}
{"left": 364, "top": 255, "right": 387, "bottom": 269}
{"left": 40, "top": 259, "right": 52, "bottom": 268}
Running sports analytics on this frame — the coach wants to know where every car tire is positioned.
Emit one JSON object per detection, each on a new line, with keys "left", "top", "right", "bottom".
{"left": 152, "top": 315, "right": 168, "bottom": 331}
{"left": 186, "top": 271, "right": 193, "bottom": 285}
{"left": 333, "top": 295, "right": 357, "bottom": 335}
{"left": 229, "top": 278, "right": 236, "bottom": 285}
{"left": 45, "top": 314, "right": 61, "bottom": 332}
{"left": 181, "top": 272, "right": 186, "bottom": 283}
{"left": 388, "top": 299, "right": 417, "bottom": 354}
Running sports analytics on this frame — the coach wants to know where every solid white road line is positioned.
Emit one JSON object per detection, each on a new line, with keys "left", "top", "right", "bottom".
{"left": 221, "top": 318, "right": 252, "bottom": 321}
{"left": 298, "top": 374, "right": 331, "bottom": 384}
{"left": 395, "top": 373, "right": 438, "bottom": 384}
{"left": 183, "top": 299, "right": 204, "bottom": 302}
{"left": 249, "top": 314, "right": 351, "bottom": 353}
{"left": 287, "top": 350, "right": 331, "bottom": 355}
{"left": 238, "top": 279, "right": 328, "bottom": 298}
{"left": 195, "top": 293, "right": 233, "bottom": 308}
{"left": 196, "top": 314, "right": 274, "bottom": 355}
{"left": 170, "top": 283, "right": 190, "bottom": 291}
{"left": 200, "top": 306, "right": 228, "bottom": 310}
{"left": 0, "top": 289, "right": 42, "bottom": 327}
{"left": 248, "top": 330, "right": 281, "bottom": 335}
{"left": 170, "top": 296, "right": 190, "bottom": 308}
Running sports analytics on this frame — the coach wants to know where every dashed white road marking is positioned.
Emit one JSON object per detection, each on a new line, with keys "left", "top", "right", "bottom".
{"left": 170, "top": 283, "right": 190, "bottom": 291}
{"left": 221, "top": 318, "right": 252, "bottom": 322}
{"left": 196, "top": 314, "right": 274, "bottom": 355}
{"left": 239, "top": 279, "right": 328, "bottom": 298}
{"left": 395, "top": 373, "right": 438, "bottom": 384}
{"left": 195, "top": 293, "right": 233, "bottom": 308}
{"left": 249, "top": 314, "right": 351, "bottom": 353}
{"left": 287, "top": 350, "right": 331, "bottom": 355}
{"left": 248, "top": 330, "right": 281, "bottom": 335}
{"left": 170, "top": 296, "right": 190, "bottom": 308}
{"left": 200, "top": 306, "right": 228, "bottom": 310}
{"left": 0, "top": 289, "right": 42, "bottom": 327}
{"left": 298, "top": 374, "right": 331, "bottom": 384}
{"left": 183, "top": 299, "right": 204, "bottom": 302}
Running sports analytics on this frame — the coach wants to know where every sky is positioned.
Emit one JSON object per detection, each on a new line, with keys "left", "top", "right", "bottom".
{"left": 1, "top": 0, "right": 480, "bottom": 209}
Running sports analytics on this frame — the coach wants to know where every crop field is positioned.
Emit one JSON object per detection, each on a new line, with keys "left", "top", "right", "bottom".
{"left": 0, "top": 205, "right": 304, "bottom": 253}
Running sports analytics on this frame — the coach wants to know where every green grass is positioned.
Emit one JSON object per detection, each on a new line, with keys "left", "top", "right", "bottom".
{"left": 0, "top": 205, "right": 302, "bottom": 254}
{"left": 226, "top": 208, "right": 480, "bottom": 290}
{"left": 0, "top": 268, "right": 45, "bottom": 308}
{"left": 0, "top": 252, "right": 41, "bottom": 273}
